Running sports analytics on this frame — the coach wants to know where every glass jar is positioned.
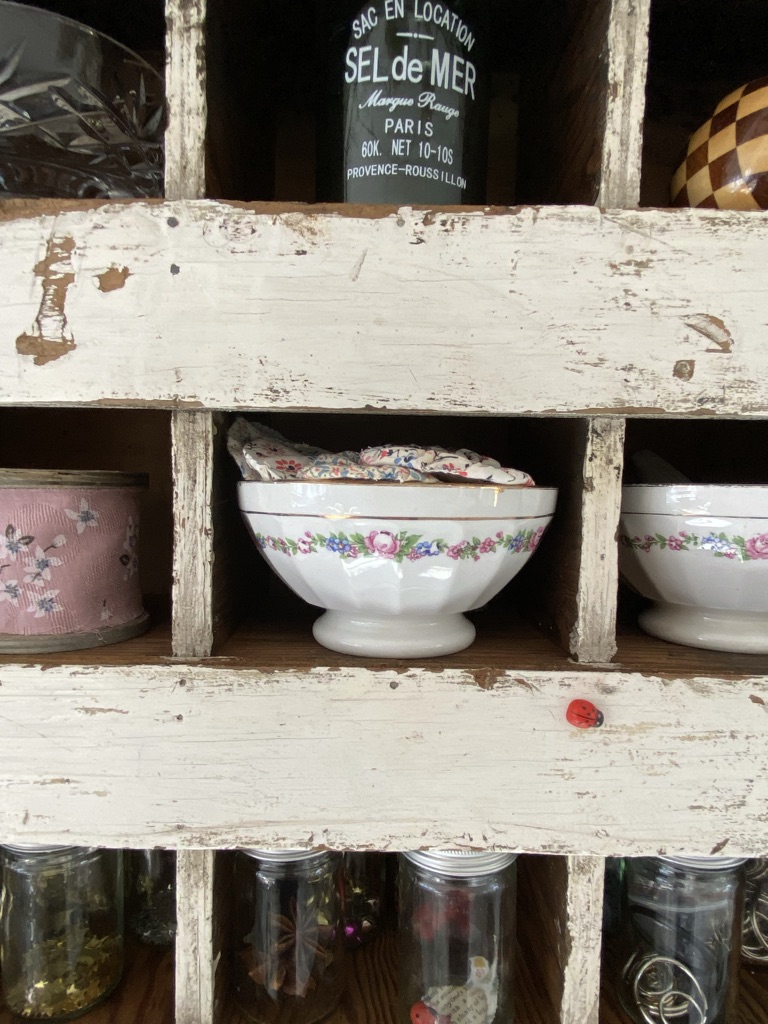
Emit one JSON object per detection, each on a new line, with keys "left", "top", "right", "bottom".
{"left": 342, "top": 852, "right": 387, "bottom": 947}
{"left": 616, "top": 856, "right": 746, "bottom": 1024}
{"left": 398, "top": 850, "right": 518, "bottom": 1024}
{"left": 0, "top": 844, "right": 124, "bottom": 1021}
{"left": 231, "top": 849, "right": 346, "bottom": 1024}
{"left": 742, "top": 857, "right": 768, "bottom": 967}
{"left": 126, "top": 849, "right": 176, "bottom": 946}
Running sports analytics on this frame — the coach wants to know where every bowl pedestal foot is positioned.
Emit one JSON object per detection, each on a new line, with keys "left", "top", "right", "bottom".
{"left": 312, "top": 611, "right": 476, "bottom": 658}
{"left": 639, "top": 603, "right": 768, "bottom": 654}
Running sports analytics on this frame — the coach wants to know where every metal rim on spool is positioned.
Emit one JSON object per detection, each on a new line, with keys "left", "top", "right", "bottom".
{"left": 0, "top": 612, "right": 150, "bottom": 654}
{"left": 0, "top": 469, "right": 148, "bottom": 489}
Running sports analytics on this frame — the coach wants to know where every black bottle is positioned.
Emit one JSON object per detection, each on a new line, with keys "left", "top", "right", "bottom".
{"left": 317, "top": 0, "right": 488, "bottom": 203}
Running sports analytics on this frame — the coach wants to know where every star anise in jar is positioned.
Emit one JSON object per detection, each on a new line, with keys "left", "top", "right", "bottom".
{"left": 243, "top": 897, "right": 335, "bottom": 998}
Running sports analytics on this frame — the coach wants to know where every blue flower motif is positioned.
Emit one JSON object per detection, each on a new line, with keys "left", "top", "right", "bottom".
{"left": 414, "top": 540, "right": 440, "bottom": 557}
{"left": 507, "top": 533, "right": 526, "bottom": 552}
{"left": 701, "top": 534, "right": 737, "bottom": 555}
{"left": 326, "top": 536, "right": 343, "bottom": 552}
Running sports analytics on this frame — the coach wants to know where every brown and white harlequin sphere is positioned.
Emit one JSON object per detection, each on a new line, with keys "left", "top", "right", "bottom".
{"left": 671, "top": 76, "right": 768, "bottom": 209}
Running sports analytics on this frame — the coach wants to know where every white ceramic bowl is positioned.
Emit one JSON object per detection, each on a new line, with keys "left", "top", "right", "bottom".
{"left": 619, "top": 485, "right": 768, "bottom": 653}
{"left": 238, "top": 481, "right": 558, "bottom": 657}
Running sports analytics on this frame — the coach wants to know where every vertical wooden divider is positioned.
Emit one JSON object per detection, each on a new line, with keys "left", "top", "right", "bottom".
{"left": 597, "top": 0, "right": 652, "bottom": 209}
{"left": 560, "top": 857, "right": 606, "bottom": 1024}
{"left": 559, "top": 4, "right": 651, "bottom": 1022}
{"left": 569, "top": 416, "right": 626, "bottom": 665}
{"left": 165, "top": 2, "right": 217, "bottom": 1023}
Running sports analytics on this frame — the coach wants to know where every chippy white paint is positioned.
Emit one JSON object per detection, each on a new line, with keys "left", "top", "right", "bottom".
{"left": 164, "top": 0, "right": 207, "bottom": 201}
{"left": 0, "top": 664, "right": 765, "bottom": 854}
{"left": 2, "top": 201, "right": 768, "bottom": 415}
{"left": 175, "top": 849, "right": 215, "bottom": 1024}
{"left": 172, "top": 410, "right": 215, "bottom": 658}
{"left": 562, "top": 857, "right": 605, "bottom": 1024}
{"left": 572, "top": 418, "right": 625, "bottom": 663}
{"left": 599, "top": 0, "right": 650, "bottom": 207}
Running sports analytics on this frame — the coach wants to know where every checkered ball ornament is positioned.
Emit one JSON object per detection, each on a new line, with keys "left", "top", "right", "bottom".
{"left": 672, "top": 76, "right": 768, "bottom": 209}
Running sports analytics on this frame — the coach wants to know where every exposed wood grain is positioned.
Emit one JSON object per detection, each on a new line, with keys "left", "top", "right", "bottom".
{"left": 518, "top": 0, "right": 611, "bottom": 205}
{"left": 3, "top": 202, "right": 768, "bottom": 415}
{"left": 0, "top": 665, "right": 765, "bottom": 854}
{"left": 172, "top": 410, "right": 214, "bottom": 658}
{"left": 599, "top": 0, "right": 652, "bottom": 208}
{"left": 517, "top": 856, "right": 568, "bottom": 1022}
{"left": 570, "top": 418, "right": 625, "bottom": 663}
{"left": 164, "top": 0, "right": 207, "bottom": 200}
{"left": 175, "top": 850, "right": 215, "bottom": 1024}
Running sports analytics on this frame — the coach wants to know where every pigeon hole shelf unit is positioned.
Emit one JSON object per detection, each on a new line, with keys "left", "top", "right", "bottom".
{"left": 0, "top": 1, "right": 767, "bottom": 1023}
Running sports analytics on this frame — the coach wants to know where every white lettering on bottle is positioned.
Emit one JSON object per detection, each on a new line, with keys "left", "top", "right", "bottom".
{"left": 384, "top": 0, "right": 404, "bottom": 18}
{"left": 413, "top": 0, "right": 475, "bottom": 51}
{"left": 391, "top": 45, "right": 424, "bottom": 84}
{"left": 430, "top": 50, "right": 476, "bottom": 97}
{"left": 417, "top": 92, "right": 459, "bottom": 120}
{"left": 352, "top": 7, "right": 378, "bottom": 40}
{"left": 345, "top": 46, "right": 390, "bottom": 84}
{"left": 359, "top": 89, "right": 415, "bottom": 113}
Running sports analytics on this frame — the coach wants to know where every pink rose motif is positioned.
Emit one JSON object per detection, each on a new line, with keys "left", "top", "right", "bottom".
{"left": 446, "top": 541, "right": 468, "bottom": 560}
{"left": 746, "top": 533, "right": 768, "bottom": 559}
{"left": 297, "top": 538, "right": 312, "bottom": 554}
{"left": 364, "top": 530, "right": 400, "bottom": 558}
{"left": 479, "top": 538, "right": 495, "bottom": 553}
{"left": 667, "top": 535, "right": 683, "bottom": 550}
{"left": 529, "top": 526, "right": 546, "bottom": 551}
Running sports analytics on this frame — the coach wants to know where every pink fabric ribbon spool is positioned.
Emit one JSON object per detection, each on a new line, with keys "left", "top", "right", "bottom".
{"left": 0, "top": 469, "right": 149, "bottom": 653}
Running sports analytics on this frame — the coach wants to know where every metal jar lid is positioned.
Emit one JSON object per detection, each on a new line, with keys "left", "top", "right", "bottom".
{"left": 1, "top": 843, "right": 79, "bottom": 854}
{"left": 658, "top": 855, "right": 748, "bottom": 871}
{"left": 241, "top": 848, "right": 333, "bottom": 864}
{"left": 403, "top": 850, "right": 518, "bottom": 877}
{"left": 0, "top": 468, "right": 148, "bottom": 489}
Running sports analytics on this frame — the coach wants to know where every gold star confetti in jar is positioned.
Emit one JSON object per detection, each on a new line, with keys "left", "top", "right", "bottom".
{"left": 0, "top": 844, "right": 124, "bottom": 1020}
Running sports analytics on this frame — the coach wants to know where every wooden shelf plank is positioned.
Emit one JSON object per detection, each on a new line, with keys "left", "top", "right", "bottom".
{"left": 0, "top": 942, "right": 173, "bottom": 1024}
{"left": 2, "top": 202, "right": 768, "bottom": 417}
{"left": 0, "top": 662, "right": 765, "bottom": 854}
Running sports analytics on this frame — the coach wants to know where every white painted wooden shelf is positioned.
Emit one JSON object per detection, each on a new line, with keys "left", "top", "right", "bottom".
{"left": 0, "top": 1, "right": 767, "bottom": 1023}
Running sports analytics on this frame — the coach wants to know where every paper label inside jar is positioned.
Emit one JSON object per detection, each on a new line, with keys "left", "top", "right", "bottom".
{"left": 411, "top": 984, "right": 488, "bottom": 1024}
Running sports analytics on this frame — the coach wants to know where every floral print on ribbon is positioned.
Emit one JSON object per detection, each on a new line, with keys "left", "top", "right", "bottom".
{"left": 620, "top": 530, "right": 768, "bottom": 561}
{"left": 254, "top": 526, "right": 547, "bottom": 563}
{"left": 1, "top": 488, "right": 145, "bottom": 639}
{"left": 65, "top": 497, "right": 99, "bottom": 534}
{"left": 0, "top": 524, "right": 66, "bottom": 614}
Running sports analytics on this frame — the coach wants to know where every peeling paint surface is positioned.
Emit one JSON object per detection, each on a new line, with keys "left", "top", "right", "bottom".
{"left": 2, "top": 202, "right": 768, "bottom": 413}
{"left": 0, "top": 663, "right": 765, "bottom": 855}
{"left": 96, "top": 265, "right": 131, "bottom": 292}
{"left": 15, "top": 235, "right": 77, "bottom": 365}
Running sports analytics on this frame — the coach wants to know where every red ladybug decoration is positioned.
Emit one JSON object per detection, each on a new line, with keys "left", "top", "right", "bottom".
{"left": 566, "top": 699, "right": 604, "bottom": 729}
